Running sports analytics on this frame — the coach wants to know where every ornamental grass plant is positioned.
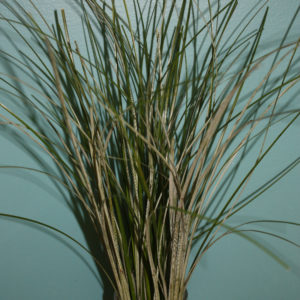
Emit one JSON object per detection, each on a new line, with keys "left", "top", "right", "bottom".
{"left": 0, "top": 0, "right": 300, "bottom": 299}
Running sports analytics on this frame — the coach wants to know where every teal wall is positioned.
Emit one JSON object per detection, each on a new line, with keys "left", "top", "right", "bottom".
{"left": 0, "top": 1, "right": 299, "bottom": 299}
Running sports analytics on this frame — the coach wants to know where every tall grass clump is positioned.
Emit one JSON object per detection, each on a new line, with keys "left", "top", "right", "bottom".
{"left": 0, "top": 0, "right": 300, "bottom": 299}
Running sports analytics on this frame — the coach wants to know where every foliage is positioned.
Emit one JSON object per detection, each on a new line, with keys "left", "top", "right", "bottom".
{"left": 0, "top": 1, "right": 300, "bottom": 299}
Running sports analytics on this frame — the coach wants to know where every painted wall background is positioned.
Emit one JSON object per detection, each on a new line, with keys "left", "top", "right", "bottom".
{"left": 0, "top": 1, "right": 299, "bottom": 299}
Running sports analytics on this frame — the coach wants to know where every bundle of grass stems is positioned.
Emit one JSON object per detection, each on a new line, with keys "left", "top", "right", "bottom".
{"left": 0, "top": 0, "right": 299, "bottom": 299}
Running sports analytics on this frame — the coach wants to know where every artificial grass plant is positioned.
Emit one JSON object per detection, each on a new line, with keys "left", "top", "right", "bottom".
{"left": 0, "top": 0, "right": 300, "bottom": 299}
